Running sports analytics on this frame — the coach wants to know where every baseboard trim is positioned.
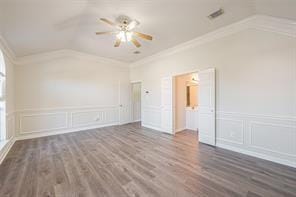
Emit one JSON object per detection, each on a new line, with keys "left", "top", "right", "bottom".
{"left": 142, "top": 124, "right": 163, "bottom": 132}
{"left": 175, "top": 127, "right": 186, "bottom": 133}
{"left": 16, "top": 123, "right": 119, "bottom": 141}
{"left": 0, "top": 137, "right": 16, "bottom": 165}
{"left": 216, "top": 142, "right": 296, "bottom": 168}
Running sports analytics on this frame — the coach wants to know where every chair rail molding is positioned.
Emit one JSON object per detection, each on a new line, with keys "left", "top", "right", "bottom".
{"left": 216, "top": 111, "right": 296, "bottom": 168}
{"left": 16, "top": 105, "right": 121, "bottom": 140}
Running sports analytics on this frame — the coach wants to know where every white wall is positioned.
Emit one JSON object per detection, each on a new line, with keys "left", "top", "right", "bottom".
{"left": 130, "top": 16, "right": 296, "bottom": 167}
{"left": 14, "top": 51, "right": 130, "bottom": 139}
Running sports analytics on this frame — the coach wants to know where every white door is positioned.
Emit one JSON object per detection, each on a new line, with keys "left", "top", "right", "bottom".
{"left": 131, "top": 83, "right": 141, "bottom": 122}
{"left": 161, "top": 77, "right": 174, "bottom": 134}
{"left": 119, "top": 80, "right": 131, "bottom": 124}
{"left": 198, "top": 68, "right": 216, "bottom": 146}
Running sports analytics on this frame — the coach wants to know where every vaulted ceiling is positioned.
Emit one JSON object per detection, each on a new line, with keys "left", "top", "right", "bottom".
{"left": 0, "top": 0, "right": 295, "bottom": 62}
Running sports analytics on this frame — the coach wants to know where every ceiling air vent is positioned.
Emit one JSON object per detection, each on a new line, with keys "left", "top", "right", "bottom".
{"left": 208, "top": 8, "right": 224, "bottom": 20}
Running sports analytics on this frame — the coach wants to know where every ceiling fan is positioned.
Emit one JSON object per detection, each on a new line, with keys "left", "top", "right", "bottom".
{"left": 95, "top": 16, "right": 153, "bottom": 48}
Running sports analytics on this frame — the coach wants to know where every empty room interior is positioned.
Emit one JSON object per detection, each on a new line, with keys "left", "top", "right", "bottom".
{"left": 0, "top": 0, "right": 296, "bottom": 196}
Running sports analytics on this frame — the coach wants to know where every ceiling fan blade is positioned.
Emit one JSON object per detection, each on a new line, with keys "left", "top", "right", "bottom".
{"left": 114, "top": 38, "right": 121, "bottom": 47}
{"left": 131, "top": 38, "right": 141, "bottom": 48}
{"left": 127, "top": 20, "right": 139, "bottom": 30}
{"left": 95, "top": 31, "right": 117, "bottom": 35}
{"left": 134, "top": 32, "right": 153, "bottom": 41}
{"left": 100, "top": 18, "right": 117, "bottom": 27}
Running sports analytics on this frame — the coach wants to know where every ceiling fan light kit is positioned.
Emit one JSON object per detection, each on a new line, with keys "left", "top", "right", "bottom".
{"left": 96, "top": 15, "right": 153, "bottom": 48}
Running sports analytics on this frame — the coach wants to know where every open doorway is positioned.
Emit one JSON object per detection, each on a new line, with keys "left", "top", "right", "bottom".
{"left": 168, "top": 68, "right": 215, "bottom": 146}
{"left": 174, "top": 72, "right": 199, "bottom": 134}
{"left": 131, "top": 82, "right": 141, "bottom": 123}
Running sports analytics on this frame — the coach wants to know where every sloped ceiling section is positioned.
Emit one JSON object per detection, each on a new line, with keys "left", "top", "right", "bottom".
{"left": 0, "top": 0, "right": 295, "bottom": 63}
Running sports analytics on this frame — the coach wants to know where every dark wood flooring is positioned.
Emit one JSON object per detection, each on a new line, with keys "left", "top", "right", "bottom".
{"left": 0, "top": 123, "right": 296, "bottom": 197}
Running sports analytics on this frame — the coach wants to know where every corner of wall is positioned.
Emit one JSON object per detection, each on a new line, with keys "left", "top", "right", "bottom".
{"left": 0, "top": 34, "right": 17, "bottom": 165}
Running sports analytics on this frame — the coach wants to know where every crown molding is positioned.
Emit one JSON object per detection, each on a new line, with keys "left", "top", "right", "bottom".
{"left": 14, "top": 49, "right": 129, "bottom": 68}
{"left": 1, "top": 15, "right": 295, "bottom": 68}
{"left": 0, "top": 38, "right": 129, "bottom": 68}
{"left": 0, "top": 35, "right": 17, "bottom": 63}
{"left": 130, "top": 15, "right": 296, "bottom": 68}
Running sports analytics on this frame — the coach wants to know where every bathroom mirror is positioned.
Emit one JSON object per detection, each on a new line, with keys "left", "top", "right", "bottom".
{"left": 186, "top": 84, "right": 198, "bottom": 107}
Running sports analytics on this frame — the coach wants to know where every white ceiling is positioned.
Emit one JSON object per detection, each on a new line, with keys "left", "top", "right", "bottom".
{"left": 0, "top": 0, "right": 296, "bottom": 63}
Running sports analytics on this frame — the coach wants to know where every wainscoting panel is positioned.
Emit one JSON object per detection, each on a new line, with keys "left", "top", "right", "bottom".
{"left": 20, "top": 112, "right": 68, "bottom": 134}
{"left": 216, "top": 111, "right": 296, "bottom": 167}
{"left": 16, "top": 106, "right": 120, "bottom": 138}
{"left": 6, "top": 113, "right": 15, "bottom": 139}
{"left": 216, "top": 118, "right": 244, "bottom": 145}
{"left": 142, "top": 106, "right": 161, "bottom": 130}
{"left": 71, "top": 108, "right": 119, "bottom": 127}
{"left": 249, "top": 121, "right": 296, "bottom": 158}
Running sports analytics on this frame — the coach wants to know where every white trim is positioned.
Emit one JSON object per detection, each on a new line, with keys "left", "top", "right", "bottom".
{"left": 0, "top": 137, "right": 15, "bottom": 165}
{"left": 16, "top": 105, "right": 119, "bottom": 113}
{"left": 216, "top": 142, "right": 296, "bottom": 168}
{"left": 70, "top": 107, "right": 119, "bottom": 128}
{"left": 14, "top": 49, "right": 129, "bottom": 67}
{"left": 0, "top": 36, "right": 16, "bottom": 63}
{"left": 0, "top": 15, "right": 295, "bottom": 67}
{"left": 131, "top": 119, "right": 141, "bottom": 123}
{"left": 175, "top": 127, "right": 186, "bottom": 133}
{"left": 249, "top": 121, "right": 296, "bottom": 157}
{"left": 16, "top": 123, "right": 118, "bottom": 141}
{"left": 16, "top": 106, "right": 123, "bottom": 135}
{"left": 130, "top": 80, "right": 142, "bottom": 84}
{"left": 130, "top": 15, "right": 296, "bottom": 67}
{"left": 19, "top": 112, "right": 68, "bottom": 134}
{"left": 1, "top": 15, "right": 294, "bottom": 68}
{"left": 172, "top": 69, "right": 200, "bottom": 78}
{"left": 142, "top": 124, "right": 163, "bottom": 133}
{"left": 217, "top": 111, "right": 296, "bottom": 121}
{"left": 216, "top": 118, "right": 244, "bottom": 145}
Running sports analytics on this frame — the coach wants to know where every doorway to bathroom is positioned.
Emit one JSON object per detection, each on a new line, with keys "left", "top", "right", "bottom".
{"left": 174, "top": 72, "right": 199, "bottom": 133}
{"left": 162, "top": 68, "right": 215, "bottom": 145}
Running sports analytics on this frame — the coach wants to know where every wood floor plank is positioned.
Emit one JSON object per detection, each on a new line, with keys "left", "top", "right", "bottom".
{"left": 0, "top": 123, "right": 296, "bottom": 197}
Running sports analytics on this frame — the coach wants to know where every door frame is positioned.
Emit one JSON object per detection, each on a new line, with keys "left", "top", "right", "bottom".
{"left": 130, "top": 81, "right": 142, "bottom": 123}
{"left": 130, "top": 80, "right": 143, "bottom": 126}
{"left": 172, "top": 69, "right": 199, "bottom": 135}
{"left": 171, "top": 68, "right": 216, "bottom": 145}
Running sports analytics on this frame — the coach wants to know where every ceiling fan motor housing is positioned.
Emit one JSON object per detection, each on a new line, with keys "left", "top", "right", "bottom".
{"left": 116, "top": 15, "right": 131, "bottom": 27}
